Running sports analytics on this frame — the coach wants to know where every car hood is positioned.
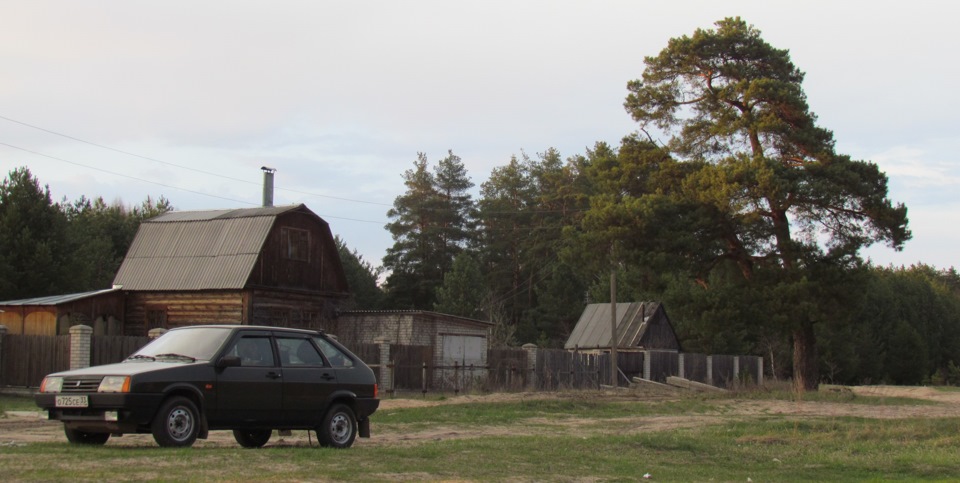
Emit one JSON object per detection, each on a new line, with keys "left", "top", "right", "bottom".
{"left": 48, "top": 360, "right": 208, "bottom": 377}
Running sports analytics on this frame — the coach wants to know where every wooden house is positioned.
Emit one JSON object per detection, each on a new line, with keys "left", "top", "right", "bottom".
{"left": 112, "top": 204, "right": 349, "bottom": 335}
{"left": 564, "top": 302, "right": 680, "bottom": 352}
{"left": 0, "top": 288, "right": 124, "bottom": 336}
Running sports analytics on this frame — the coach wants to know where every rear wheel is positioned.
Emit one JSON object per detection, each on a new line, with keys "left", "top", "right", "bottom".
{"left": 151, "top": 396, "right": 200, "bottom": 447}
{"left": 64, "top": 427, "right": 110, "bottom": 445}
{"left": 318, "top": 404, "right": 356, "bottom": 448}
{"left": 233, "top": 429, "right": 272, "bottom": 448}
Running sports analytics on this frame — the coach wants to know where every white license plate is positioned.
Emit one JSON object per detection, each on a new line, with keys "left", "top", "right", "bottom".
{"left": 55, "top": 395, "right": 89, "bottom": 408}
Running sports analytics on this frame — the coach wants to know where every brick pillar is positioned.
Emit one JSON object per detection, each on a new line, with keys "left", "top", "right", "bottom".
{"left": 522, "top": 343, "right": 538, "bottom": 391}
{"left": 148, "top": 328, "right": 168, "bottom": 340}
{"left": 70, "top": 324, "right": 93, "bottom": 370}
{"left": 374, "top": 337, "right": 392, "bottom": 394}
{"left": 0, "top": 325, "right": 7, "bottom": 384}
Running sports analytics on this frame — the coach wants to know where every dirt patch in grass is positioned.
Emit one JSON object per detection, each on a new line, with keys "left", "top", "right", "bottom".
{"left": 3, "top": 385, "right": 958, "bottom": 448}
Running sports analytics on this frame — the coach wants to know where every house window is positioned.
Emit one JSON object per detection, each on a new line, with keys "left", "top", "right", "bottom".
{"left": 281, "top": 227, "right": 310, "bottom": 261}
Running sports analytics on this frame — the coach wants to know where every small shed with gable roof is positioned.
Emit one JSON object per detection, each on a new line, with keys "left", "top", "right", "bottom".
{"left": 564, "top": 302, "right": 680, "bottom": 352}
{"left": 0, "top": 288, "right": 124, "bottom": 336}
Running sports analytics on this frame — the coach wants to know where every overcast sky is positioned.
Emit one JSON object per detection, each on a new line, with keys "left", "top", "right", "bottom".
{"left": 1, "top": 1, "right": 957, "bottom": 272}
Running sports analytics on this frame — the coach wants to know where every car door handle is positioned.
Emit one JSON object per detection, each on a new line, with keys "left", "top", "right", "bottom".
{"left": 320, "top": 373, "right": 335, "bottom": 381}
{"left": 266, "top": 372, "right": 282, "bottom": 380}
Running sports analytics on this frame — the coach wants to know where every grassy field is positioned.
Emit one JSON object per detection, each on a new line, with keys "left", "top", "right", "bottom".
{"left": 2, "top": 388, "right": 959, "bottom": 481}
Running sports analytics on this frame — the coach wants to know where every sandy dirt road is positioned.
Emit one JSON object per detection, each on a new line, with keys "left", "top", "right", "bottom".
{"left": 2, "top": 386, "right": 958, "bottom": 449}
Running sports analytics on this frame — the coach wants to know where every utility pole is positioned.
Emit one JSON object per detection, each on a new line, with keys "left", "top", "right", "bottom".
{"left": 609, "top": 256, "right": 618, "bottom": 386}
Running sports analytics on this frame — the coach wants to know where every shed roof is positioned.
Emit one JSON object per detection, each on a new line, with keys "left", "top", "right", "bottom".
{"left": 113, "top": 204, "right": 329, "bottom": 291}
{"left": 338, "top": 310, "right": 495, "bottom": 327}
{"left": 564, "top": 302, "right": 668, "bottom": 350}
{"left": 0, "top": 287, "right": 122, "bottom": 306}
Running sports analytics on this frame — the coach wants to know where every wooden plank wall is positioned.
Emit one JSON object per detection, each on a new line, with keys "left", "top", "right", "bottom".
{"left": 91, "top": 336, "right": 152, "bottom": 366}
{"left": 390, "top": 344, "right": 433, "bottom": 391}
{"left": 487, "top": 348, "right": 528, "bottom": 392}
{"left": 0, "top": 335, "right": 69, "bottom": 387}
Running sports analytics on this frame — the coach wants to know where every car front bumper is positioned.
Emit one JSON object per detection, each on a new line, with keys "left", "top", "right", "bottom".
{"left": 35, "top": 393, "right": 164, "bottom": 433}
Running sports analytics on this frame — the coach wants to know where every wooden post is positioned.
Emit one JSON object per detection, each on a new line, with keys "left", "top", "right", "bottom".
{"left": 610, "top": 267, "right": 618, "bottom": 386}
{"left": 0, "top": 325, "right": 7, "bottom": 384}
{"left": 421, "top": 362, "right": 427, "bottom": 397}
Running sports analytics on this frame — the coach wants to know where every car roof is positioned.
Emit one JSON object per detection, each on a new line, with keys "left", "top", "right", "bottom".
{"left": 167, "top": 325, "right": 324, "bottom": 336}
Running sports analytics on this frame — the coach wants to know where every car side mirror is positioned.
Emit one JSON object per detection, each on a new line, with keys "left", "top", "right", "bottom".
{"left": 217, "top": 355, "right": 241, "bottom": 369}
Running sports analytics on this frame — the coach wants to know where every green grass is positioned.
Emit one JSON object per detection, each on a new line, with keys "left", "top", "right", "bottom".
{"left": 0, "top": 393, "right": 38, "bottom": 414}
{"left": 2, "top": 388, "right": 959, "bottom": 481}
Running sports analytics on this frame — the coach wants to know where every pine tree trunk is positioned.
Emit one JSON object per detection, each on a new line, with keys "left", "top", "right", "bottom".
{"left": 792, "top": 321, "right": 819, "bottom": 392}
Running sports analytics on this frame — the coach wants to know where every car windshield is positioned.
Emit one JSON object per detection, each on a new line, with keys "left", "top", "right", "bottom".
{"left": 129, "top": 327, "right": 232, "bottom": 362}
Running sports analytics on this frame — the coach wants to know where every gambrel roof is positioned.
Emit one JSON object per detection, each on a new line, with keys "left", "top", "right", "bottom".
{"left": 564, "top": 302, "right": 680, "bottom": 351}
{"left": 113, "top": 204, "right": 345, "bottom": 291}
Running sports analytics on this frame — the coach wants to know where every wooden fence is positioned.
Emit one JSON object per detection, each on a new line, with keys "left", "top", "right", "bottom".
{"left": 1, "top": 332, "right": 763, "bottom": 393}
{"left": 0, "top": 335, "right": 70, "bottom": 387}
{"left": 91, "top": 336, "right": 151, "bottom": 367}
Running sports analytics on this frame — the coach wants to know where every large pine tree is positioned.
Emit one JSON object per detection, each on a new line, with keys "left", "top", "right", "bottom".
{"left": 618, "top": 17, "right": 910, "bottom": 391}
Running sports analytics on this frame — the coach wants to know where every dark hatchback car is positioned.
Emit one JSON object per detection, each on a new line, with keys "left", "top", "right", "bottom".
{"left": 35, "top": 325, "right": 379, "bottom": 448}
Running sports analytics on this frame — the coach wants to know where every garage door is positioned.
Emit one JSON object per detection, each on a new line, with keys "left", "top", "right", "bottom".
{"left": 441, "top": 334, "right": 485, "bottom": 366}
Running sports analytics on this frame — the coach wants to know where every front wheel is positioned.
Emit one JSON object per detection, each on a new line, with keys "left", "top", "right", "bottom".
{"left": 151, "top": 396, "right": 200, "bottom": 447}
{"left": 64, "top": 427, "right": 110, "bottom": 445}
{"left": 318, "top": 404, "right": 357, "bottom": 448}
{"left": 233, "top": 429, "right": 272, "bottom": 448}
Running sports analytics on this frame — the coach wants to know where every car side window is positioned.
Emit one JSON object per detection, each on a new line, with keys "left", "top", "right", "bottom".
{"left": 277, "top": 337, "right": 326, "bottom": 367}
{"left": 228, "top": 336, "right": 275, "bottom": 367}
{"left": 314, "top": 337, "right": 353, "bottom": 368}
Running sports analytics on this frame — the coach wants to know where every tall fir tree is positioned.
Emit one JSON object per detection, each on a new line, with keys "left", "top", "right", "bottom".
{"left": 383, "top": 151, "right": 474, "bottom": 309}
{"left": 0, "top": 167, "right": 70, "bottom": 299}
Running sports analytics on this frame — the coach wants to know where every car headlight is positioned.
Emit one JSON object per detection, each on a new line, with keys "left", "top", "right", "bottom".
{"left": 40, "top": 377, "right": 63, "bottom": 393}
{"left": 98, "top": 376, "right": 131, "bottom": 393}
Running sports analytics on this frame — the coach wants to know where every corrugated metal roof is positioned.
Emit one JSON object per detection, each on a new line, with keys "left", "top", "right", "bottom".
{"left": 147, "top": 205, "right": 303, "bottom": 223}
{"left": 338, "top": 310, "right": 495, "bottom": 326}
{"left": 113, "top": 205, "right": 302, "bottom": 291}
{"left": 564, "top": 302, "right": 659, "bottom": 350}
{"left": 0, "top": 288, "right": 121, "bottom": 306}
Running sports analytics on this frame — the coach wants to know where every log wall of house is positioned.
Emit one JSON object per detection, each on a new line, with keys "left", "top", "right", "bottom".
{"left": 248, "top": 289, "right": 339, "bottom": 331}
{"left": 123, "top": 291, "right": 244, "bottom": 336}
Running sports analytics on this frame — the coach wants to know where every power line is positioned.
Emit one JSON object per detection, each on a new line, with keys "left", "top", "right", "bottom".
{"left": 0, "top": 114, "right": 587, "bottom": 217}
{"left": 0, "top": 141, "right": 389, "bottom": 225}
{"left": 0, "top": 114, "right": 392, "bottom": 207}
{"left": 0, "top": 141, "right": 256, "bottom": 206}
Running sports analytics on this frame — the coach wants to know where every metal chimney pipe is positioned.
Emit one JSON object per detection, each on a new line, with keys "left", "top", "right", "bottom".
{"left": 261, "top": 167, "right": 276, "bottom": 207}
